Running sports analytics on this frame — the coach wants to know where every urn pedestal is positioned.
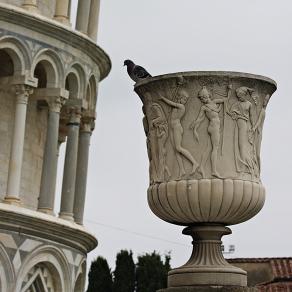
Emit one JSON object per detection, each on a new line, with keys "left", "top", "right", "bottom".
{"left": 134, "top": 72, "right": 276, "bottom": 289}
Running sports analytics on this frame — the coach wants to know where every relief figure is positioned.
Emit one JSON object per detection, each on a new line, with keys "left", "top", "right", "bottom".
{"left": 190, "top": 86, "right": 225, "bottom": 178}
{"left": 142, "top": 105, "right": 156, "bottom": 184}
{"left": 252, "top": 94, "right": 269, "bottom": 172}
{"left": 229, "top": 87, "right": 256, "bottom": 175}
{"left": 159, "top": 91, "right": 199, "bottom": 178}
{"left": 150, "top": 103, "right": 171, "bottom": 181}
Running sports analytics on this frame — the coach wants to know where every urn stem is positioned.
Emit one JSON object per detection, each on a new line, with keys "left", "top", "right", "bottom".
{"left": 168, "top": 225, "right": 247, "bottom": 288}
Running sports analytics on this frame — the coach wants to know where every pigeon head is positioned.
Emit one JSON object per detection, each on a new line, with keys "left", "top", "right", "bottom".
{"left": 124, "top": 59, "right": 134, "bottom": 67}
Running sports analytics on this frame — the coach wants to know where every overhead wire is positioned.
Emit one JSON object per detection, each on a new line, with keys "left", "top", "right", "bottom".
{"left": 84, "top": 219, "right": 189, "bottom": 247}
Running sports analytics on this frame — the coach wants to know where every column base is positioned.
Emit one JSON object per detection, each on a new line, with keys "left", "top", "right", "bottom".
{"left": 54, "top": 16, "right": 71, "bottom": 26}
{"left": 74, "top": 219, "right": 83, "bottom": 225}
{"left": 22, "top": 5, "right": 38, "bottom": 13}
{"left": 37, "top": 207, "right": 55, "bottom": 216}
{"left": 168, "top": 225, "right": 247, "bottom": 288}
{"left": 3, "top": 196, "right": 20, "bottom": 206}
{"left": 158, "top": 286, "right": 258, "bottom": 292}
{"left": 59, "top": 212, "right": 74, "bottom": 222}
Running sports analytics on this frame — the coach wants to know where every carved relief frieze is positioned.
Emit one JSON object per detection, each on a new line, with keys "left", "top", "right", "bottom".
{"left": 228, "top": 86, "right": 258, "bottom": 178}
{"left": 159, "top": 89, "right": 199, "bottom": 179}
{"left": 190, "top": 85, "right": 230, "bottom": 178}
{"left": 136, "top": 73, "right": 276, "bottom": 184}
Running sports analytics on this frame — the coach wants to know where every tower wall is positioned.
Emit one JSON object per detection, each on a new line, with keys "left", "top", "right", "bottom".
{"left": 0, "top": 1, "right": 110, "bottom": 291}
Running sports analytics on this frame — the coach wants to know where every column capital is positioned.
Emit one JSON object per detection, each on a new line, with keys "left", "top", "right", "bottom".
{"left": 67, "top": 107, "right": 82, "bottom": 125}
{"left": 80, "top": 110, "right": 96, "bottom": 133}
{"left": 47, "top": 96, "right": 66, "bottom": 113}
{"left": 12, "top": 84, "right": 33, "bottom": 104}
{"left": 80, "top": 120, "right": 93, "bottom": 133}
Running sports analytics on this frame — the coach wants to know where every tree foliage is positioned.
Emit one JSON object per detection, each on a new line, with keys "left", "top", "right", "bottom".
{"left": 136, "top": 251, "right": 170, "bottom": 292}
{"left": 113, "top": 250, "right": 135, "bottom": 292}
{"left": 87, "top": 251, "right": 171, "bottom": 292}
{"left": 87, "top": 256, "right": 113, "bottom": 292}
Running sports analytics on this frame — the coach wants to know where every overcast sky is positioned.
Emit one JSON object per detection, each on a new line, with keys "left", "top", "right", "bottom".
{"left": 65, "top": 0, "right": 292, "bottom": 271}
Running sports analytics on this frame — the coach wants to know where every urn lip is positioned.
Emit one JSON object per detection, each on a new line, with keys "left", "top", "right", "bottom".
{"left": 134, "top": 71, "right": 277, "bottom": 91}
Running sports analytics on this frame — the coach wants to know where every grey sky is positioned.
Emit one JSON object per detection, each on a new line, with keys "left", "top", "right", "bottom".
{"left": 64, "top": 0, "right": 291, "bottom": 270}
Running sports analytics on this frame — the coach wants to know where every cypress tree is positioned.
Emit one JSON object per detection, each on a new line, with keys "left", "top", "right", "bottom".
{"left": 162, "top": 253, "right": 171, "bottom": 288}
{"left": 136, "top": 251, "right": 171, "bottom": 292}
{"left": 113, "top": 250, "right": 135, "bottom": 292}
{"left": 87, "top": 256, "right": 113, "bottom": 292}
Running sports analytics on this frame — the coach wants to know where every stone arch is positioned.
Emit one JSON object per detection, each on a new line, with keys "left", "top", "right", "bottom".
{"left": 32, "top": 49, "right": 64, "bottom": 88}
{"left": 74, "top": 259, "right": 86, "bottom": 292}
{"left": 0, "top": 36, "right": 30, "bottom": 76}
{"left": 66, "top": 71, "right": 79, "bottom": 99}
{"left": 0, "top": 243, "right": 15, "bottom": 292}
{"left": 16, "top": 245, "right": 71, "bottom": 292}
{"left": 65, "top": 63, "right": 86, "bottom": 99}
{"left": 86, "top": 74, "right": 97, "bottom": 110}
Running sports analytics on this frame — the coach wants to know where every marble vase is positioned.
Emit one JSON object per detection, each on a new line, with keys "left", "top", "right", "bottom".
{"left": 134, "top": 71, "right": 276, "bottom": 288}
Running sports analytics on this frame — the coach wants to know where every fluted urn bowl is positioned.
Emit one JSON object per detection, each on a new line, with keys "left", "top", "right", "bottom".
{"left": 135, "top": 72, "right": 276, "bottom": 226}
{"left": 134, "top": 71, "right": 276, "bottom": 288}
{"left": 148, "top": 178, "right": 264, "bottom": 226}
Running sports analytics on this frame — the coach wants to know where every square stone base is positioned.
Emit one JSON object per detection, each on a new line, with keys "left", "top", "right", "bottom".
{"left": 157, "top": 287, "right": 258, "bottom": 292}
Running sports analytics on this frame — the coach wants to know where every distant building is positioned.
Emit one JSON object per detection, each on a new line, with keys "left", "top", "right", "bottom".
{"left": 0, "top": 0, "right": 110, "bottom": 291}
{"left": 229, "top": 258, "right": 292, "bottom": 291}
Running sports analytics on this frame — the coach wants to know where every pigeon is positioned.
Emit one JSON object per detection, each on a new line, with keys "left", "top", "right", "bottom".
{"left": 124, "top": 59, "right": 152, "bottom": 82}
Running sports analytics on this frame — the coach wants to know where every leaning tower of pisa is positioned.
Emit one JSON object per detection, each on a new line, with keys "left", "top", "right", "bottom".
{"left": 0, "top": 1, "right": 110, "bottom": 291}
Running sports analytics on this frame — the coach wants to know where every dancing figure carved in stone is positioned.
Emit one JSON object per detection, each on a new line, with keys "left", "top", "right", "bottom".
{"left": 150, "top": 103, "right": 171, "bottom": 182}
{"left": 229, "top": 86, "right": 256, "bottom": 175}
{"left": 190, "top": 86, "right": 225, "bottom": 178}
{"left": 252, "top": 94, "right": 270, "bottom": 172}
{"left": 159, "top": 91, "right": 199, "bottom": 178}
{"left": 142, "top": 105, "right": 156, "bottom": 184}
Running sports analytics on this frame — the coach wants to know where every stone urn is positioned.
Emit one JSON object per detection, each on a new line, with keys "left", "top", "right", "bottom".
{"left": 134, "top": 71, "right": 276, "bottom": 289}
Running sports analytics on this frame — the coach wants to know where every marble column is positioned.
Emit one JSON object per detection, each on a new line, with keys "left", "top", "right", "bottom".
{"left": 87, "top": 0, "right": 100, "bottom": 41}
{"left": 59, "top": 107, "right": 81, "bottom": 221}
{"left": 22, "top": 0, "right": 38, "bottom": 12}
{"left": 73, "top": 116, "right": 94, "bottom": 224}
{"left": 51, "top": 133, "right": 66, "bottom": 204}
{"left": 38, "top": 97, "right": 65, "bottom": 214}
{"left": 54, "top": 0, "right": 71, "bottom": 25}
{"left": 5, "top": 84, "right": 33, "bottom": 204}
{"left": 76, "top": 0, "right": 91, "bottom": 34}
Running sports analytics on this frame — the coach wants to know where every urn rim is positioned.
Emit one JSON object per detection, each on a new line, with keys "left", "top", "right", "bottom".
{"left": 134, "top": 71, "right": 277, "bottom": 91}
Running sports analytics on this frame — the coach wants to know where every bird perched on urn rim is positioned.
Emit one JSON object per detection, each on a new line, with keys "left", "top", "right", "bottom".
{"left": 124, "top": 59, "right": 152, "bottom": 83}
